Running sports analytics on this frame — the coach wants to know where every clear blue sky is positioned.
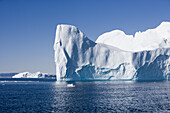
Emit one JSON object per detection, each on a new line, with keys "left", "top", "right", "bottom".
{"left": 0, "top": 0, "right": 170, "bottom": 74}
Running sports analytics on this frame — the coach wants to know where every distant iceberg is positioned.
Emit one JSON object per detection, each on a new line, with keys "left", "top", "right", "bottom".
{"left": 54, "top": 22, "right": 170, "bottom": 81}
{"left": 12, "top": 72, "right": 56, "bottom": 79}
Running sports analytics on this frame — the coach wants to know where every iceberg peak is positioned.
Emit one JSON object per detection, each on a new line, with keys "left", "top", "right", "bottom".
{"left": 96, "top": 21, "right": 170, "bottom": 52}
{"left": 158, "top": 21, "right": 170, "bottom": 27}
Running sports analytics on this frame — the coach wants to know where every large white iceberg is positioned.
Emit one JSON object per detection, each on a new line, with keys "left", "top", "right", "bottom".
{"left": 54, "top": 22, "right": 170, "bottom": 81}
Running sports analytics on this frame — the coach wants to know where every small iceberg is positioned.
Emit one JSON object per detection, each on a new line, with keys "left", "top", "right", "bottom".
{"left": 67, "top": 84, "right": 75, "bottom": 87}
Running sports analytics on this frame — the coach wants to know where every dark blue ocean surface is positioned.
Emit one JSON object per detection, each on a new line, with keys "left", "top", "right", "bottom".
{"left": 0, "top": 81, "right": 169, "bottom": 113}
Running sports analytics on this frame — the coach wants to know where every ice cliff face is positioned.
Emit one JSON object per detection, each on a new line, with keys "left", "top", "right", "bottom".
{"left": 54, "top": 22, "right": 170, "bottom": 81}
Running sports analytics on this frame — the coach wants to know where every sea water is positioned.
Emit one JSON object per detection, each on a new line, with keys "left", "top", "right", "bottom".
{"left": 0, "top": 81, "right": 169, "bottom": 112}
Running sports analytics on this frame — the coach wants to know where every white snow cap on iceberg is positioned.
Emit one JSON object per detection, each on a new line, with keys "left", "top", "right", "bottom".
{"left": 96, "top": 21, "right": 170, "bottom": 52}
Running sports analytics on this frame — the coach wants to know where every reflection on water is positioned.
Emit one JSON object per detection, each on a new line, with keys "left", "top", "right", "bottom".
{"left": 0, "top": 81, "right": 169, "bottom": 112}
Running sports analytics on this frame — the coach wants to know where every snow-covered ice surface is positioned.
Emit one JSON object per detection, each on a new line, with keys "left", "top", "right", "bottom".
{"left": 12, "top": 72, "right": 51, "bottom": 78}
{"left": 54, "top": 22, "right": 170, "bottom": 81}
{"left": 96, "top": 22, "right": 170, "bottom": 52}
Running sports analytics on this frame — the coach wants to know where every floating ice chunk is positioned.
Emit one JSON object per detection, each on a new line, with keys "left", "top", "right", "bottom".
{"left": 67, "top": 84, "right": 75, "bottom": 87}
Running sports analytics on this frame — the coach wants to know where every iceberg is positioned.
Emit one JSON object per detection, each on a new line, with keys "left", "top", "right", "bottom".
{"left": 54, "top": 22, "right": 170, "bottom": 81}
{"left": 12, "top": 72, "right": 56, "bottom": 79}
